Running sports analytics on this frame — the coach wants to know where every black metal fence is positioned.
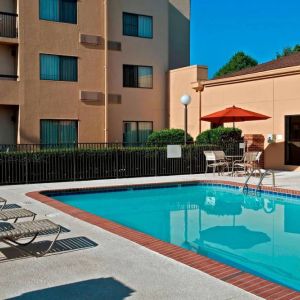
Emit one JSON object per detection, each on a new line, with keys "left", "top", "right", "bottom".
{"left": 0, "top": 12, "right": 18, "bottom": 38}
{"left": 0, "top": 142, "right": 245, "bottom": 185}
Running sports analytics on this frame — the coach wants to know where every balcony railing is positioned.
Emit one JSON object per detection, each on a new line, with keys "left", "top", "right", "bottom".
{"left": 0, "top": 74, "right": 18, "bottom": 80}
{"left": 0, "top": 12, "right": 18, "bottom": 38}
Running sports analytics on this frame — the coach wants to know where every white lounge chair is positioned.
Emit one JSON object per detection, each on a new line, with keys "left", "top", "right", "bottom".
{"left": 0, "top": 219, "right": 61, "bottom": 257}
{"left": 0, "top": 197, "right": 36, "bottom": 222}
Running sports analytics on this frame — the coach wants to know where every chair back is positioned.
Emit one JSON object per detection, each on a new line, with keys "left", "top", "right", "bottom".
{"left": 213, "top": 151, "right": 226, "bottom": 161}
{"left": 256, "top": 151, "right": 262, "bottom": 162}
{"left": 204, "top": 151, "right": 216, "bottom": 161}
{"left": 244, "top": 151, "right": 259, "bottom": 163}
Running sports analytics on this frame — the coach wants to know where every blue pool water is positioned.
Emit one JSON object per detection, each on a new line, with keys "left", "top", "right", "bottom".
{"left": 53, "top": 184, "right": 300, "bottom": 291}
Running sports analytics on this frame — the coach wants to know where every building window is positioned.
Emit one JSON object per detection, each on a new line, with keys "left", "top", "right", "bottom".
{"left": 123, "top": 121, "right": 153, "bottom": 145}
{"left": 40, "top": 120, "right": 78, "bottom": 145}
{"left": 40, "top": 0, "right": 77, "bottom": 24}
{"left": 123, "top": 13, "right": 153, "bottom": 38}
{"left": 123, "top": 65, "right": 153, "bottom": 88}
{"left": 40, "top": 54, "right": 78, "bottom": 81}
{"left": 285, "top": 115, "right": 300, "bottom": 165}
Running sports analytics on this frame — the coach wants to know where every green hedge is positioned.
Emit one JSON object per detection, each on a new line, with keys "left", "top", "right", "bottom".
{"left": 196, "top": 127, "right": 242, "bottom": 145}
{"left": 146, "top": 129, "right": 193, "bottom": 146}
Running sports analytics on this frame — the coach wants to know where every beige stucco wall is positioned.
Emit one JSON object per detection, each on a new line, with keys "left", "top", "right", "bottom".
{"left": 168, "top": 0, "right": 190, "bottom": 69}
{"left": 16, "top": 0, "right": 105, "bottom": 143}
{"left": 107, "top": 0, "right": 170, "bottom": 142}
{"left": 200, "top": 66, "right": 300, "bottom": 171}
{"left": 169, "top": 65, "right": 208, "bottom": 138}
{"left": 0, "top": 0, "right": 190, "bottom": 145}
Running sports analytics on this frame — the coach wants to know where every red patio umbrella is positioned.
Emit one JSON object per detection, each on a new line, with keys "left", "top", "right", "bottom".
{"left": 201, "top": 105, "right": 271, "bottom": 128}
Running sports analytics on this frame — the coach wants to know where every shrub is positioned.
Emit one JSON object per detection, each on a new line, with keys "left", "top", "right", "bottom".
{"left": 146, "top": 129, "right": 193, "bottom": 146}
{"left": 196, "top": 127, "right": 242, "bottom": 145}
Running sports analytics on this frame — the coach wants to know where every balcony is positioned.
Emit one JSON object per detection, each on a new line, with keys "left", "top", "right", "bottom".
{"left": 0, "top": 12, "right": 18, "bottom": 39}
{"left": 0, "top": 44, "right": 18, "bottom": 83}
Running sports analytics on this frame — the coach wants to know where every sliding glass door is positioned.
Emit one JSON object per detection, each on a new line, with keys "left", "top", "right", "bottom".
{"left": 285, "top": 115, "right": 300, "bottom": 165}
{"left": 41, "top": 120, "right": 78, "bottom": 147}
{"left": 123, "top": 121, "right": 153, "bottom": 146}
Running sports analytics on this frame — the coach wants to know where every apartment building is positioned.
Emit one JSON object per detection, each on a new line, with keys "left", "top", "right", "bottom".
{"left": 0, "top": 0, "right": 190, "bottom": 145}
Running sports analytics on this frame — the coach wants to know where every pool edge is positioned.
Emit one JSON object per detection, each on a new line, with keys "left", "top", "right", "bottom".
{"left": 26, "top": 180, "right": 300, "bottom": 299}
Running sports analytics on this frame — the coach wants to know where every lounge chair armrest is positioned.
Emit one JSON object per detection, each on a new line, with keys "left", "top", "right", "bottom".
{"left": 232, "top": 159, "right": 243, "bottom": 164}
{"left": 0, "top": 197, "right": 7, "bottom": 211}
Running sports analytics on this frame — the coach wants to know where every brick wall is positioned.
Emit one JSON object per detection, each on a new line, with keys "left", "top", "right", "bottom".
{"left": 244, "top": 134, "right": 265, "bottom": 168}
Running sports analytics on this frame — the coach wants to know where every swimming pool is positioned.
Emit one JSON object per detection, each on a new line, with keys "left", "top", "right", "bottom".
{"left": 52, "top": 183, "right": 300, "bottom": 291}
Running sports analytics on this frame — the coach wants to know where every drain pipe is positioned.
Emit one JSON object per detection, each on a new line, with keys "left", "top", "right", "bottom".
{"left": 104, "top": 0, "right": 108, "bottom": 143}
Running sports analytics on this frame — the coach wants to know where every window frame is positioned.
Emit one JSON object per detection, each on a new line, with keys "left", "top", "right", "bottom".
{"left": 39, "top": 0, "right": 78, "bottom": 25}
{"left": 123, "top": 12, "right": 153, "bottom": 39}
{"left": 123, "top": 64, "right": 153, "bottom": 89}
{"left": 123, "top": 121, "right": 153, "bottom": 145}
{"left": 40, "top": 53, "right": 78, "bottom": 82}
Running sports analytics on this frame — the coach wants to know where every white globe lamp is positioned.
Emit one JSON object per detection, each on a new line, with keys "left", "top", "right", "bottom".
{"left": 180, "top": 95, "right": 192, "bottom": 145}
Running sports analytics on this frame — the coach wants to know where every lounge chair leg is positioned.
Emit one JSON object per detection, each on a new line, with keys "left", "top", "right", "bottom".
{"left": 12, "top": 233, "right": 39, "bottom": 246}
{"left": 34, "top": 226, "right": 61, "bottom": 257}
{"left": 4, "top": 226, "right": 61, "bottom": 258}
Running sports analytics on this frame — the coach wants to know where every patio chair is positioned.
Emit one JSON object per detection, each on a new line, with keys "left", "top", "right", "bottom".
{"left": 252, "top": 151, "right": 262, "bottom": 175}
{"left": 0, "top": 219, "right": 61, "bottom": 257}
{"left": 232, "top": 151, "right": 259, "bottom": 176}
{"left": 204, "top": 151, "right": 229, "bottom": 175}
{"left": 0, "top": 197, "right": 36, "bottom": 222}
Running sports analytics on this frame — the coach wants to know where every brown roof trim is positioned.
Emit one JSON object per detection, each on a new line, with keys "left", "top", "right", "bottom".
{"left": 215, "top": 52, "right": 300, "bottom": 79}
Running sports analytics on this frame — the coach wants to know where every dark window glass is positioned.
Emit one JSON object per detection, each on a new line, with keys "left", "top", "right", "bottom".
{"left": 123, "top": 121, "right": 153, "bottom": 146}
{"left": 123, "top": 65, "right": 138, "bottom": 88}
{"left": 123, "top": 65, "right": 153, "bottom": 88}
{"left": 123, "top": 13, "right": 153, "bottom": 38}
{"left": 123, "top": 13, "right": 138, "bottom": 37}
{"left": 285, "top": 115, "right": 300, "bottom": 165}
{"left": 40, "top": 120, "right": 78, "bottom": 146}
{"left": 40, "top": 54, "right": 78, "bottom": 81}
{"left": 40, "top": 0, "right": 77, "bottom": 24}
{"left": 60, "top": 56, "right": 78, "bottom": 81}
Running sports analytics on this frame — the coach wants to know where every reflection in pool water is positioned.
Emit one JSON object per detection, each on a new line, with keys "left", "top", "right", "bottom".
{"left": 54, "top": 184, "right": 300, "bottom": 291}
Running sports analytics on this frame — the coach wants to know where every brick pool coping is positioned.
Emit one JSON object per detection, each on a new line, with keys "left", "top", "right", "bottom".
{"left": 27, "top": 180, "right": 300, "bottom": 300}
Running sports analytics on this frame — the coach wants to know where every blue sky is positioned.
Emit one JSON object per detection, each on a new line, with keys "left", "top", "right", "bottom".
{"left": 191, "top": 0, "right": 300, "bottom": 78}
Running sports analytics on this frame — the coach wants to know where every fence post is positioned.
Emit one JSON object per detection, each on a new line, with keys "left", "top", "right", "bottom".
{"left": 116, "top": 148, "right": 119, "bottom": 178}
{"left": 25, "top": 152, "right": 28, "bottom": 184}
{"left": 189, "top": 146, "right": 192, "bottom": 174}
{"left": 155, "top": 148, "right": 157, "bottom": 176}
{"left": 73, "top": 149, "right": 76, "bottom": 181}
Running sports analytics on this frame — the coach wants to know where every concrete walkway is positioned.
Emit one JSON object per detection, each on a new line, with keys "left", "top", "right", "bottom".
{"left": 2, "top": 172, "right": 297, "bottom": 299}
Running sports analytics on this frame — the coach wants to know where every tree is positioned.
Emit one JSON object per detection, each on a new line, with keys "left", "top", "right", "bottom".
{"left": 214, "top": 52, "right": 258, "bottom": 78}
{"left": 276, "top": 44, "right": 300, "bottom": 59}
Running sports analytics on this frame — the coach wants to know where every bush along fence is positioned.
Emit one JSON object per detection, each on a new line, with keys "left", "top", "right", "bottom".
{"left": 0, "top": 142, "right": 245, "bottom": 185}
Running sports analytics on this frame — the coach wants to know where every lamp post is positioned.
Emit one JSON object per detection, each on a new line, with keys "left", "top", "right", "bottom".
{"left": 180, "top": 95, "right": 192, "bottom": 145}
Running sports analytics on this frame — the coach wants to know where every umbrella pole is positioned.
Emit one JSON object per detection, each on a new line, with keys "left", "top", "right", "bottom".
{"left": 233, "top": 122, "right": 235, "bottom": 129}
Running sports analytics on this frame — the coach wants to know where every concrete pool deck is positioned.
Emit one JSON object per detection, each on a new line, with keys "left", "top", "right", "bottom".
{"left": 1, "top": 172, "right": 300, "bottom": 299}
